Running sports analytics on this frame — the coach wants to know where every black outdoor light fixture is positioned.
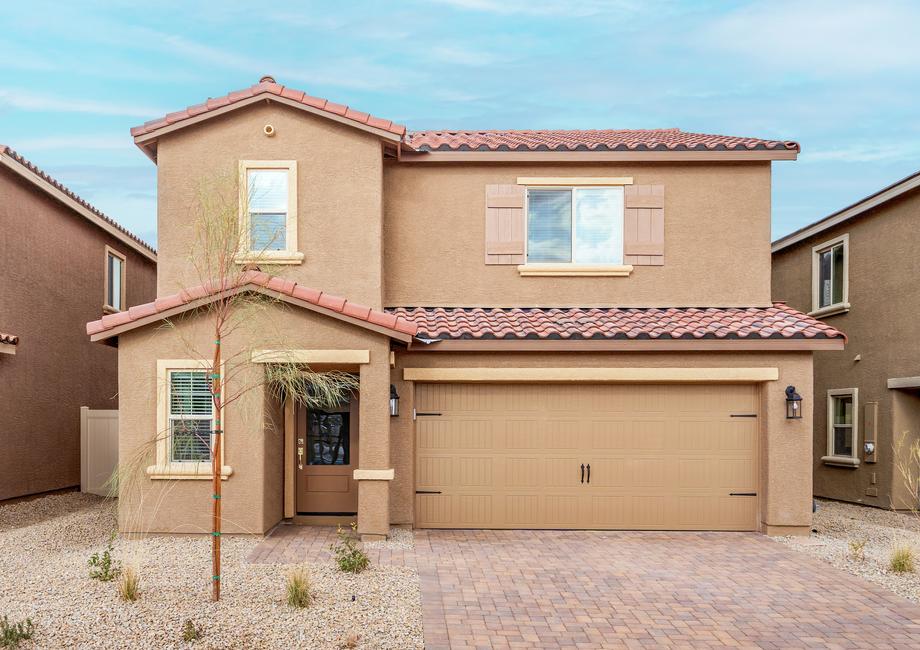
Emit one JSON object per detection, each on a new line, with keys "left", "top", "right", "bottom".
{"left": 389, "top": 384, "right": 400, "bottom": 417}
{"left": 785, "top": 385, "right": 803, "bottom": 419}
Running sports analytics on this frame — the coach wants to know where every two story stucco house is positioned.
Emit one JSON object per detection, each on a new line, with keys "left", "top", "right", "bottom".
{"left": 773, "top": 170, "right": 920, "bottom": 510}
{"left": 87, "top": 76, "right": 843, "bottom": 539}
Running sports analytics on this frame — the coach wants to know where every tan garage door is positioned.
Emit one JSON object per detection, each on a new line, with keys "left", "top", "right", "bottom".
{"left": 415, "top": 383, "right": 759, "bottom": 531}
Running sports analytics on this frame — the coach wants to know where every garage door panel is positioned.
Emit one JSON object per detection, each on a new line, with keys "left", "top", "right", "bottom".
{"left": 415, "top": 383, "right": 759, "bottom": 531}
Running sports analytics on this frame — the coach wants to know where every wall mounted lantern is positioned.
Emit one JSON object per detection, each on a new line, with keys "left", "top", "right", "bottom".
{"left": 389, "top": 384, "right": 400, "bottom": 417}
{"left": 785, "top": 385, "right": 803, "bottom": 419}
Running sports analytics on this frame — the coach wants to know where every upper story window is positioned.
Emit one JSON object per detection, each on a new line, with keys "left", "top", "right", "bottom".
{"left": 526, "top": 187, "right": 624, "bottom": 265}
{"left": 810, "top": 234, "right": 849, "bottom": 317}
{"left": 238, "top": 161, "right": 303, "bottom": 264}
{"left": 104, "top": 246, "right": 126, "bottom": 312}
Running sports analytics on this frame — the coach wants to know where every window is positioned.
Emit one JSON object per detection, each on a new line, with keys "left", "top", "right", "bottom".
{"left": 823, "top": 388, "right": 859, "bottom": 466}
{"left": 811, "top": 234, "right": 849, "bottom": 316}
{"left": 526, "top": 187, "right": 624, "bottom": 265}
{"left": 104, "top": 247, "right": 126, "bottom": 312}
{"left": 168, "top": 370, "right": 213, "bottom": 463}
{"left": 238, "top": 160, "right": 302, "bottom": 264}
{"left": 150, "top": 360, "right": 232, "bottom": 480}
{"left": 307, "top": 410, "right": 351, "bottom": 465}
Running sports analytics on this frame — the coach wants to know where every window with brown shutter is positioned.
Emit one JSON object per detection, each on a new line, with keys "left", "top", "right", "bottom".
{"left": 484, "top": 184, "right": 525, "bottom": 265}
{"left": 623, "top": 185, "right": 664, "bottom": 266}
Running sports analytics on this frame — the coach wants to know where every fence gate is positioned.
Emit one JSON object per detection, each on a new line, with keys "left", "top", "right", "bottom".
{"left": 80, "top": 407, "right": 118, "bottom": 497}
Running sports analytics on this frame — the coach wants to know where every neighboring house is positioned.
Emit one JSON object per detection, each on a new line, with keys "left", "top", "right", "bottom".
{"left": 86, "top": 76, "right": 843, "bottom": 539}
{"left": 773, "top": 170, "right": 920, "bottom": 510}
{"left": 0, "top": 146, "right": 157, "bottom": 501}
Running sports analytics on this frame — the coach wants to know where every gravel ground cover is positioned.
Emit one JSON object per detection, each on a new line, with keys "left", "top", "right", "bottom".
{"left": 776, "top": 497, "right": 920, "bottom": 604}
{"left": 0, "top": 493, "right": 423, "bottom": 649}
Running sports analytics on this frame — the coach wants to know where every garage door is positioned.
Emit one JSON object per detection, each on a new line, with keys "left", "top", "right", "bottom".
{"left": 415, "top": 383, "right": 759, "bottom": 531}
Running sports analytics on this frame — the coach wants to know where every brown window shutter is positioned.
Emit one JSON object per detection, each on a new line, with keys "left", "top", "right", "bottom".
{"left": 485, "top": 184, "right": 525, "bottom": 265}
{"left": 624, "top": 185, "right": 664, "bottom": 266}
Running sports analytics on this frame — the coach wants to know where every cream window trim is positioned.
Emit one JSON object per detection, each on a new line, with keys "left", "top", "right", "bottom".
{"left": 149, "top": 359, "right": 232, "bottom": 481}
{"left": 251, "top": 349, "right": 370, "bottom": 364}
{"left": 517, "top": 177, "right": 634, "bottom": 186}
{"left": 826, "top": 387, "right": 858, "bottom": 462}
{"left": 810, "top": 233, "right": 849, "bottom": 316}
{"left": 403, "top": 367, "right": 779, "bottom": 383}
{"left": 103, "top": 246, "right": 126, "bottom": 313}
{"left": 237, "top": 160, "right": 300, "bottom": 264}
{"left": 517, "top": 264, "right": 633, "bottom": 277}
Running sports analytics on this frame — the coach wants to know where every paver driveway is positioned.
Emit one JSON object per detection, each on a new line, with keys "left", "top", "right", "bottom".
{"left": 251, "top": 527, "right": 920, "bottom": 648}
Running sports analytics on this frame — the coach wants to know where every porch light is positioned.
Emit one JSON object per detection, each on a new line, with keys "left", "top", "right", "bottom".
{"left": 389, "top": 384, "right": 400, "bottom": 417}
{"left": 785, "top": 385, "right": 803, "bottom": 419}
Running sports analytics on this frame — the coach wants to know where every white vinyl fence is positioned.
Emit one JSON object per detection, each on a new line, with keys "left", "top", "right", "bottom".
{"left": 80, "top": 407, "right": 118, "bottom": 497}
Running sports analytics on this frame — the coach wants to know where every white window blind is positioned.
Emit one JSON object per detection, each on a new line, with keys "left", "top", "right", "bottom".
{"left": 107, "top": 253, "right": 123, "bottom": 310}
{"left": 247, "top": 169, "right": 288, "bottom": 252}
{"left": 168, "top": 370, "right": 213, "bottom": 463}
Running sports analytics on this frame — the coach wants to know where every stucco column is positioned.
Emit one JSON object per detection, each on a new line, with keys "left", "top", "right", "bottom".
{"left": 356, "top": 353, "right": 392, "bottom": 540}
{"left": 762, "top": 354, "right": 814, "bottom": 535}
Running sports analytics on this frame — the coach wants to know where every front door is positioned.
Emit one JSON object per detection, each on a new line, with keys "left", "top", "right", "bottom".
{"left": 296, "top": 396, "right": 359, "bottom": 515}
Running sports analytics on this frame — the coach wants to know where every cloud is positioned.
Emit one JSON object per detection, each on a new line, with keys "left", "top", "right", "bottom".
{"left": 803, "top": 142, "right": 920, "bottom": 164}
{"left": 429, "top": 0, "right": 643, "bottom": 17}
{"left": 429, "top": 45, "right": 498, "bottom": 66}
{"left": 699, "top": 0, "right": 920, "bottom": 75}
{"left": 0, "top": 89, "right": 167, "bottom": 117}
{"left": 9, "top": 134, "right": 130, "bottom": 152}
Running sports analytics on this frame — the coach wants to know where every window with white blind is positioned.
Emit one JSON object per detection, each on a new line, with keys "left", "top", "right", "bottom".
{"left": 168, "top": 370, "right": 213, "bottom": 463}
{"left": 104, "top": 247, "right": 126, "bottom": 312}
{"left": 526, "top": 187, "right": 624, "bottom": 264}
{"left": 238, "top": 161, "right": 302, "bottom": 264}
{"left": 150, "top": 360, "right": 232, "bottom": 480}
{"left": 823, "top": 388, "right": 859, "bottom": 466}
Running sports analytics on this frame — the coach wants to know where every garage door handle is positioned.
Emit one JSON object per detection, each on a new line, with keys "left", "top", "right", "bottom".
{"left": 580, "top": 464, "right": 585, "bottom": 484}
{"left": 586, "top": 464, "right": 591, "bottom": 484}
{"left": 729, "top": 492, "right": 757, "bottom": 496}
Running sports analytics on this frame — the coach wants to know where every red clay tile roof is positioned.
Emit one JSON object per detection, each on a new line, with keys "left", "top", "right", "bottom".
{"left": 86, "top": 271, "right": 418, "bottom": 339}
{"left": 0, "top": 332, "right": 18, "bottom": 346}
{"left": 387, "top": 303, "right": 842, "bottom": 341}
{"left": 0, "top": 146, "right": 156, "bottom": 255}
{"left": 404, "top": 129, "right": 800, "bottom": 153}
{"left": 130, "top": 76, "right": 406, "bottom": 139}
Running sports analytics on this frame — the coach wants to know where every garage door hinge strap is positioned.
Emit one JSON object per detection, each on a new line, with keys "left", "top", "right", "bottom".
{"left": 412, "top": 409, "right": 442, "bottom": 420}
{"left": 729, "top": 492, "right": 757, "bottom": 496}
{"left": 415, "top": 490, "right": 442, "bottom": 494}
{"left": 730, "top": 414, "right": 758, "bottom": 418}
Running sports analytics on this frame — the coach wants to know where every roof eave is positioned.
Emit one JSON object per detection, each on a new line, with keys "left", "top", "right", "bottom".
{"left": 397, "top": 149, "right": 798, "bottom": 163}
{"left": 408, "top": 337, "right": 843, "bottom": 352}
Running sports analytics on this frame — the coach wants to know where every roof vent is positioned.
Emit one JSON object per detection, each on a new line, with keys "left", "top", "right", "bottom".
{"left": 259, "top": 75, "right": 276, "bottom": 84}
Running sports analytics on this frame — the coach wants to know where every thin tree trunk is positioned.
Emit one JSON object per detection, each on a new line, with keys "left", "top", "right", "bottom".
{"left": 212, "top": 332, "right": 222, "bottom": 602}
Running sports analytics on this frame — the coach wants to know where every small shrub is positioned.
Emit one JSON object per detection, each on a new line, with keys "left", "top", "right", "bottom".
{"left": 848, "top": 538, "right": 867, "bottom": 562}
{"left": 181, "top": 620, "right": 202, "bottom": 643}
{"left": 339, "top": 632, "right": 360, "bottom": 649}
{"left": 890, "top": 546, "right": 916, "bottom": 573}
{"left": 285, "top": 566, "right": 312, "bottom": 608}
{"left": 118, "top": 565, "right": 140, "bottom": 602}
{"left": 88, "top": 533, "right": 120, "bottom": 582}
{"left": 0, "top": 616, "right": 35, "bottom": 649}
{"left": 330, "top": 523, "right": 369, "bottom": 574}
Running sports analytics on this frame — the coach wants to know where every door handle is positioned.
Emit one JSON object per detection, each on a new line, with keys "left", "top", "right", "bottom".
{"left": 297, "top": 437, "right": 304, "bottom": 470}
{"left": 586, "top": 463, "right": 591, "bottom": 484}
{"left": 580, "top": 463, "right": 585, "bottom": 484}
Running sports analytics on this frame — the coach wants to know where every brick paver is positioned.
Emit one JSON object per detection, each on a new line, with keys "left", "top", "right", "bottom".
{"left": 250, "top": 526, "right": 920, "bottom": 648}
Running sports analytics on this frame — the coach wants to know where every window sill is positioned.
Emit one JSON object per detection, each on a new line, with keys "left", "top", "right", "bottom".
{"left": 146, "top": 464, "right": 234, "bottom": 480}
{"left": 235, "top": 251, "right": 304, "bottom": 266}
{"left": 517, "top": 264, "right": 634, "bottom": 277}
{"left": 821, "top": 455, "right": 860, "bottom": 468}
{"left": 809, "top": 303, "right": 849, "bottom": 318}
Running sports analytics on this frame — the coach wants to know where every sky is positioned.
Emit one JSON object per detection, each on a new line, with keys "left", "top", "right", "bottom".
{"left": 2, "top": 0, "right": 918, "bottom": 248}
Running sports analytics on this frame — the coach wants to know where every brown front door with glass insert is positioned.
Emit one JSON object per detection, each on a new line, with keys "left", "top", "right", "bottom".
{"left": 296, "top": 396, "right": 359, "bottom": 515}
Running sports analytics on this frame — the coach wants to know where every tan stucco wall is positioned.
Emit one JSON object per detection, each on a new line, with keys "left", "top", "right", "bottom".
{"left": 116, "top": 301, "right": 391, "bottom": 535}
{"left": 0, "top": 166, "right": 157, "bottom": 501}
{"left": 384, "top": 161, "right": 773, "bottom": 307}
{"left": 390, "top": 350, "right": 813, "bottom": 533}
{"left": 155, "top": 103, "right": 385, "bottom": 308}
{"left": 772, "top": 187, "right": 920, "bottom": 508}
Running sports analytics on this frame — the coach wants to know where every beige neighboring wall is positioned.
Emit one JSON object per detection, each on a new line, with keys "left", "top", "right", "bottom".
{"left": 389, "top": 350, "right": 813, "bottom": 533}
{"left": 116, "top": 301, "right": 391, "bottom": 535}
{"left": 155, "top": 102, "right": 385, "bottom": 307}
{"left": 772, "top": 185, "right": 920, "bottom": 508}
{"left": 384, "top": 161, "right": 772, "bottom": 307}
